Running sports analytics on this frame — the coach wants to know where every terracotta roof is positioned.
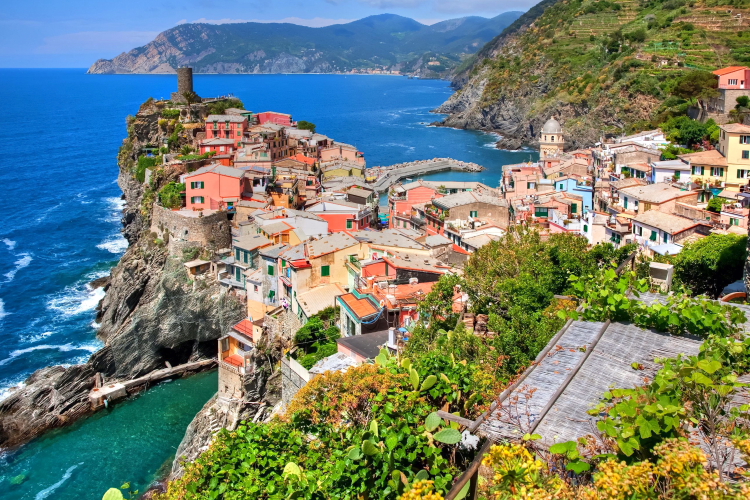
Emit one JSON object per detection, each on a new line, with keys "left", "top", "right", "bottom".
{"left": 233, "top": 319, "right": 254, "bottom": 337}
{"left": 712, "top": 66, "right": 749, "bottom": 76}
{"left": 677, "top": 149, "right": 727, "bottom": 167}
{"left": 223, "top": 354, "right": 244, "bottom": 367}
{"left": 338, "top": 293, "right": 380, "bottom": 320}
{"left": 720, "top": 123, "right": 750, "bottom": 133}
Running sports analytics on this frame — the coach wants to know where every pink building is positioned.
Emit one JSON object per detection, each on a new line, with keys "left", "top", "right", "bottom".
{"left": 184, "top": 164, "right": 251, "bottom": 210}
{"left": 306, "top": 200, "right": 371, "bottom": 232}
{"left": 256, "top": 111, "right": 294, "bottom": 127}
{"left": 320, "top": 144, "right": 365, "bottom": 165}
{"left": 389, "top": 182, "right": 443, "bottom": 219}
{"left": 713, "top": 66, "right": 750, "bottom": 90}
{"left": 199, "top": 138, "right": 237, "bottom": 155}
{"left": 205, "top": 115, "right": 248, "bottom": 145}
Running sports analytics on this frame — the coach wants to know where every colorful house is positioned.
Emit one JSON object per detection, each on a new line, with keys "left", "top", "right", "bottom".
{"left": 256, "top": 111, "right": 294, "bottom": 127}
{"left": 184, "top": 164, "right": 251, "bottom": 210}
{"left": 717, "top": 123, "right": 750, "bottom": 191}
{"left": 713, "top": 66, "right": 750, "bottom": 90}
{"left": 306, "top": 200, "right": 372, "bottom": 232}
{"left": 205, "top": 114, "right": 248, "bottom": 145}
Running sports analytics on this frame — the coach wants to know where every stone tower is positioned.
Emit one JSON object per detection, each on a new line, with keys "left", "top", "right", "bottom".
{"left": 171, "top": 67, "right": 199, "bottom": 103}
{"left": 539, "top": 117, "right": 565, "bottom": 159}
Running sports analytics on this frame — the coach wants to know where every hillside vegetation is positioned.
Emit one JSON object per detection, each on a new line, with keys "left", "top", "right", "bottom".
{"left": 88, "top": 13, "right": 522, "bottom": 75}
{"left": 438, "top": 0, "right": 750, "bottom": 148}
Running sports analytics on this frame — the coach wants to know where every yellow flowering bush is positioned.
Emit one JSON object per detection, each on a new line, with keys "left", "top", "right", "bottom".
{"left": 476, "top": 439, "right": 749, "bottom": 500}
{"left": 398, "top": 480, "right": 444, "bottom": 500}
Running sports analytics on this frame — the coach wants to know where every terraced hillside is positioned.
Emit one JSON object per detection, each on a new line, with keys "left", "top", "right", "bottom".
{"left": 437, "top": 0, "right": 750, "bottom": 149}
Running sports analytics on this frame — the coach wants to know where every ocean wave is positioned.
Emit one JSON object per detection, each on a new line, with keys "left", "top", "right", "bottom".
{"left": 104, "top": 196, "right": 126, "bottom": 222}
{"left": 0, "top": 379, "right": 25, "bottom": 402}
{"left": 35, "top": 203, "right": 63, "bottom": 223}
{"left": 35, "top": 463, "right": 83, "bottom": 500}
{"left": 48, "top": 281, "right": 106, "bottom": 317}
{"left": 97, "top": 234, "right": 128, "bottom": 254}
{"left": 0, "top": 298, "right": 6, "bottom": 320}
{"left": 0, "top": 343, "right": 99, "bottom": 367}
{"left": 2, "top": 238, "right": 16, "bottom": 251}
{"left": 4, "top": 253, "right": 32, "bottom": 282}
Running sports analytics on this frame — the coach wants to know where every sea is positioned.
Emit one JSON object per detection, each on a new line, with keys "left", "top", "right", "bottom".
{"left": 0, "top": 69, "right": 537, "bottom": 499}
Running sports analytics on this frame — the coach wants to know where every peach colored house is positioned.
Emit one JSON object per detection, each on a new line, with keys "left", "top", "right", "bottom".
{"left": 320, "top": 143, "right": 365, "bottom": 166}
{"left": 389, "top": 181, "right": 443, "bottom": 230}
{"left": 714, "top": 66, "right": 750, "bottom": 90}
{"left": 184, "top": 164, "right": 250, "bottom": 210}
{"left": 205, "top": 115, "right": 248, "bottom": 145}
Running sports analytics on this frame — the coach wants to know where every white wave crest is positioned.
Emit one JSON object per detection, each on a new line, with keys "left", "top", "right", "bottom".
{"left": 2, "top": 238, "right": 16, "bottom": 251}
{"left": 97, "top": 234, "right": 128, "bottom": 254}
{"left": 104, "top": 196, "right": 126, "bottom": 223}
{"left": 48, "top": 282, "right": 106, "bottom": 317}
{"left": 4, "top": 253, "right": 32, "bottom": 282}
{"left": 0, "top": 298, "right": 6, "bottom": 320}
{"left": 35, "top": 463, "right": 83, "bottom": 500}
{"left": 0, "top": 343, "right": 99, "bottom": 367}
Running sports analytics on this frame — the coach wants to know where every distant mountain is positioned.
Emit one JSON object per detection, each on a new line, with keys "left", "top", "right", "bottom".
{"left": 87, "top": 12, "right": 524, "bottom": 75}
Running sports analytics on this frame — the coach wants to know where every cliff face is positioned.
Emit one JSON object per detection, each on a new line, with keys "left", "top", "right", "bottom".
{"left": 436, "top": 0, "right": 750, "bottom": 149}
{"left": 0, "top": 99, "right": 242, "bottom": 448}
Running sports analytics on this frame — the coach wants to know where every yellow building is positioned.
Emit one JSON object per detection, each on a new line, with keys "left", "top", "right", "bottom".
{"left": 321, "top": 160, "right": 365, "bottom": 180}
{"left": 680, "top": 149, "right": 728, "bottom": 198}
{"left": 717, "top": 123, "right": 750, "bottom": 191}
{"left": 539, "top": 117, "right": 565, "bottom": 159}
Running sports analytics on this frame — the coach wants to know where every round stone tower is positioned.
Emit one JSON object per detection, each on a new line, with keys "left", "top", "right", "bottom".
{"left": 177, "top": 67, "right": 194, "bottom": 95}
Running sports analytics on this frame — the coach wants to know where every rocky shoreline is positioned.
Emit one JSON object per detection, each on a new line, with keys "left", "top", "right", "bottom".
{"left": 0, "top": 100, "right": 242, "bottom": 451}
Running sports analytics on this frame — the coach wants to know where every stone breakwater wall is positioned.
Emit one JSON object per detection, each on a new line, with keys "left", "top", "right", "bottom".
{"left": 366, "top": 158, "right": 485, "bottom": 192}
{"left": 150, "top": 204, "right": 232, "bottom": 255}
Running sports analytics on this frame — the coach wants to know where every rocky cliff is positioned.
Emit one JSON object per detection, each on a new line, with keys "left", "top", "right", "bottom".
{"left": 0, "top": 99, "right": 242, "bottom": 448}
{"left": 435, "top": 0, "right": 750, "bottom": 150}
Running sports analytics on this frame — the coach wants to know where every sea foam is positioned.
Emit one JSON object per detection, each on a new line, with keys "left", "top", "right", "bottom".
{"left": 4, "top": 253, "right": 32, "bottom": 283}
{"left": 48, "top": 281, "right": 106, "bottom": 317}
{"left": 97, "top": 234, "right": 128, "bottom": 254}
{"left": 35, "top": 463, "right": 83, "bottom": 500}
{"left": 2, "top": 238, "right": 16, "bottom": 251}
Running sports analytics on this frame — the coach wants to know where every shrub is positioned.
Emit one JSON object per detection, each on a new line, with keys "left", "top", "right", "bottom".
{"left": 208, "top": 98, "right": 244, "bottom": 115}
{"left": 134, "top": 155, "right": 159, "bottom": 183}
{"left": 671, "top": 233, "right": 747, "bottom": 297}
{"left": 161, "top": 109, "right": 181, "bottom": 119}
{"left": 158, "top": 182, "right": 184, "bottom": 209}
{"left": 297, "top": 120, "right": 316, "bottom": 133}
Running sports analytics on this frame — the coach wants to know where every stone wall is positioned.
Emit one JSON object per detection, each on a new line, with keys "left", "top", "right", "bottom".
{"left": 150, "top": 204, "right": 231, "bottom": 255}
{"left": 263, "top": 308, "right": 303, "bottom": 345}
{"left": 281, "top": 357, "right": 310, "bottom": 406}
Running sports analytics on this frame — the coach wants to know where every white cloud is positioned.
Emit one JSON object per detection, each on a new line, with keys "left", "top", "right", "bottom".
{"left": 34, "top": 31, "right": 159, "bottom": 54}
{"left": 176, "top": 17, "right": 357, "bottom": 28}
{"left": 434, "top": 0, "right": 535, "bottom": 14}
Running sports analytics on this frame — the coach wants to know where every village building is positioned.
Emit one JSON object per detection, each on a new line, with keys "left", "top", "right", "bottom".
{"left": 632, "top": 210, "right": 711, "bottom": 255}
{"left": 708, "top": 66, "right": 750, "bottom": 114}
{"left": 320, "top": 143, "right": 365, "bottom": 166}
{"left": 717, "top": 123, "right": 750, "bottom": 192}
{"left": 320, "top": 160, "right": 365, "bottom": 180}
{"left": 217, "top": 320, "right": 256, "bottom": 401}
{"left": 649, "top": 159, "right": 691, "bottom": 183}
{"left": 183, "top": 164, "right": 252, "bottom": 210}
{"left": 256, "top": 111, "right": 294, "bottom": 127}
{"left": 220, "top": 233, "right": 272, "bottom": 289}
{"left": 205, "top": 114, "right": 248, "bottom": 145}
{"left": 426, "top": 191, "right": 509, "bottom": 236}
{"left": 198, "top": 138, "right": 237, "bottom": 157}
{"left": 679, "top": 149, "right": 729, "bottom": 199}
{"left": 613, "top": 183, "right": 698, "bottom": 216}
{"left": 538, "top": 117, "right": 564, "bottom": 159}
{"left": 306, "top": 200, "right": 372, "bottom": 232}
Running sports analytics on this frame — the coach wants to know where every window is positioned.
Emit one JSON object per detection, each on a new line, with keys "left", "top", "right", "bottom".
{"left": 623, "top": 197, "right": 628, "bottom": 209}
{"left": 743, "top": 151, "right": 750, "bottom": 160}
{"left": 527, "top": 182, "right": 536, "bottom": 190}
{"left": 190, "top": 196, "right": 204, "bottom": 204}
{"left": 321, "top": 265, "right": 330, "bottom": 277}
{"left": 739, "top": 169, "right": 750, "bottom": 179}
{"left": 583, "top": 224, "right": 588, "bottom": 232}
{"left": 254, "top": 285, "right": 259, "bottom": 292}
{"left": 470, "top": 211, "right": 478, "bottom": 218}
{"left": 635, "top": 225, "right": 643, "bottom": 236}
{"left": 535, "top": 207, "right": 548, "bottom": 217}
{"left": 731, "top": 217, "right": 740, "bottom": 226}
{"left": 741, "top": 136, "right": 750, "bottom": 145}
{"left": 267, "top": 265, "right": 274, "bottom": 276}
{"left": 650, "top": 230, "right": 657, "bottom": 241}
{"left": 219, "top": 146, "right": 225, "bottom": 153}
{"left": 235, "top": 267, "right": 242, "bottom": 282}
{"left": 729, "top": 79, "right": 738, "bottom": 85}
{"left": 221, "top": 338, "right": 229, "bottom": 352}
{"left": 711, "top": 167, "right": 725, "bottom": 177}
{"left": 642, "top": 202, "right": 652, "bottom": 212}
{"left": 235, "top": 248, "right": 240, "bottom": 260}
{"left": 571, "top": 203, "right": 577, "bottom": 214}
{"left": 558, "top": 183, "right": 564, "bottom": 190}
{"left": 692, "top": 166, "right": 704, "bottom": 176}
{"left": 674, "top": 171, "right": 681, "bottom": 180}
{"left": 190, "top": 181, "right": 204, "bottom": 189}
{"left": 663, "top": 233, "right": 669, "bottom": 243}
{"left": 346, "top": 219, "right": 353, "bottom": 229}
{"left": 243, "top": 251, "right": 249, "bottom": 264}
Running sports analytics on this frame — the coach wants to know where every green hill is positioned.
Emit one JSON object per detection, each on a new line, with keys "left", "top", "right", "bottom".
{"left": 87, "top": 12, "right": 523, "bottom": 75}
{"left": 437, "top": 0, "right": 750, "bottom": 148}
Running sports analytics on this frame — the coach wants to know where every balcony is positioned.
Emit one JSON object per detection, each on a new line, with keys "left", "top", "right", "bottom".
{"left": 410, "top": 215, "right": 426, "bottom": 227}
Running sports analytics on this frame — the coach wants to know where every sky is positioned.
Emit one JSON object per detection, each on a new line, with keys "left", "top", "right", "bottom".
{"left": 0, "top": 0, "right": 536, "bottom": 68}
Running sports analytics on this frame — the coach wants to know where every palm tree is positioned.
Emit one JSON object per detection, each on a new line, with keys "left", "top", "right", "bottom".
{"left": 182, "top": 90, "right": 200, "bottom": 121}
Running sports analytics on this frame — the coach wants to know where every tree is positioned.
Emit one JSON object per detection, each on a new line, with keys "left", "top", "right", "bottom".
{"left": 673, "top": 70, "right": 719, "bottom": 110}
{"left": 208, "top": 98, "right": 244, "bottom": 115}
{"left": 181, "top": 90, "right": 200, "bottom": 121}
{"left": 672, "top": 234, "right": 747, "bottom": 297}
{"left": 706, "top": 197, "right": 726, "bottom": 213}
{"left": 297, "top": 120, "right": 316, "bottom": 133}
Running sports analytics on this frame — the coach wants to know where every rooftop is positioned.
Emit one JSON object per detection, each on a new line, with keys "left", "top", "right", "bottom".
{"left": 234, "top": 234, "right": 272, "bottom": 252}
{"left": 348, "top": 229, "right": 425, "bottom": 251}
{"left": 720, "top": 123, "right": 750, "bottom": 133}
{"left": 307, "top": 233, "right": 359, "bottom": 258}
{"left": 633, "top": 210, "right": 704, "bottom": 234}
{"left": 338, "top": 293, "right": 380, "bottom": 320}
{"left": 185, "top": 164, "right": 245, "bottom": 179}
{"left": 651, "top": 159, "right": 691, "bottom": 171}
{"left": 206, "top": 114, "right": 247, "bottom": 123}
{"left": 677, "top": 149, "right": 728, "bottom": 167}
{"left": 618, "top": 183, "right": 694, "bottom": 204}
{"left": 432, "top": 191, "right": 507, "bottom": 210}
{"left": 259, "top": 244, "right": 288, "bottom": 259}
{"left": 713, "top": 66, "right": 749, "bottom": 76}
{"left": 337, "top": 330, "right": 389, "bottom": 361}
{"left": 297, "top": 283, "right": 346, "bottom": 318}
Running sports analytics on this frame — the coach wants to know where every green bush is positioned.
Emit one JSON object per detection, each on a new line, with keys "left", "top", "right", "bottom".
{"left": 161, "top": 109, "right": 181, "bottom": 119}
{"left": 671, "top": 234, "right": 747, "bottom": 297}
{"left": 158, "top": 182, "right": 184, "bottom": 209}
{"left": 134, "top": 155, "right": 159, "bottom": 183}
{"left": 208, "top": 98, "right": 245, "bottom": 115}
{"left": 297, "top": 120, "right": 316, "bottom": 133}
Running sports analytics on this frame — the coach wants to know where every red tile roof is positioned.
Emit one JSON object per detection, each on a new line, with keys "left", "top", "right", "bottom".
{"left": 713, "top": 66, "right": 749, "bottom": 76}
{"left": 338, "top": 293, "right": 380, "bottom": 319}
{"left": 233, "top": 319, "right": 254, "bottom": 337}
{"left": 223, "top": 354, "right": 244, "bottom": 367}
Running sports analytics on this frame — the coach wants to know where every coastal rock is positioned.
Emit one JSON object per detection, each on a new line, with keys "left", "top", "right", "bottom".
{"left": 170, "top": 362, "right": 281, "bottom": 479}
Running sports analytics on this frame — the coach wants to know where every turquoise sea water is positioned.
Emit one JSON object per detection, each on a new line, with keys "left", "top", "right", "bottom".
{"left": 0, "top": 70, "right": 536, "bottom": 499}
